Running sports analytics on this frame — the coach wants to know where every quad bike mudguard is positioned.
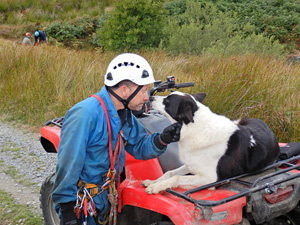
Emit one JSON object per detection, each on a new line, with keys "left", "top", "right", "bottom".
{"left": 119, "top": 159, "right": 246, "bottom": 224}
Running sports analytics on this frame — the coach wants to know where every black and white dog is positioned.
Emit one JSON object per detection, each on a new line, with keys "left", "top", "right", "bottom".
{"left": 143, "top": 91, "right": 280, "bottom": 194}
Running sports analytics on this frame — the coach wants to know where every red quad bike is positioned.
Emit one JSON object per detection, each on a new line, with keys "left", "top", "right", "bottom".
{"left": 39, "top": 76, "right": 300, "bottom": 225}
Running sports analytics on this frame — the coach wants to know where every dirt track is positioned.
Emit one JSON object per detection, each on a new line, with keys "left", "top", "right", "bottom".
{"left": 0, "top": 121, "right": 57, "bottom": 215}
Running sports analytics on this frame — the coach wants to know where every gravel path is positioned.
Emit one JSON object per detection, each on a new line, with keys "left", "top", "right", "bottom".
{"left": 0, "top": 121, "right": 57, "bottom": 215}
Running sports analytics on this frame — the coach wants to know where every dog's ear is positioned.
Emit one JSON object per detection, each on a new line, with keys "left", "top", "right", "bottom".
{"left": 192, "top": 93, "right": 206, "bottom": 103}
{"left": 177, "top": 101, "right": 195, "bottom": 124}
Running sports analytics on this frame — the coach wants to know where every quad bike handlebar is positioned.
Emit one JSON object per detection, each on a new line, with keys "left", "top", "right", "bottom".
{"left": 150, "top": 76, "right": 194, "bottom": 96}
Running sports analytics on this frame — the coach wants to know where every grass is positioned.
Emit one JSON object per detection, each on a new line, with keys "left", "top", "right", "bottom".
{"left": 1, "top": 164, "right": 37, "bottom": 189}
{"left": 0, "top": 38, "right": 299, "bottom": 142}
{"left": 0, "top": 143, "right": 39, "bottom": 190}
{"left": 3, "top": 165, "right": 19, "bottom": 178}
{"left": 0, "top": 142, "right": 19, "bottom": 152}
{"left": 0, "top": 0, "right": 113, "bottom": 24}
{"left": 0, "top": 190, "right": 43, "bottom": 225}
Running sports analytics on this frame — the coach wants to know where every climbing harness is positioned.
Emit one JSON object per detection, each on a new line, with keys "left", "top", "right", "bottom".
{"left": 74, "top": 94, "right": 122, "bottom": 225}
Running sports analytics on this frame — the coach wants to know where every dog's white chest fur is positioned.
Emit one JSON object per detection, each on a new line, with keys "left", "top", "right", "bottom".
{"left": 178, "top": 104, "right": 238, "bottom": 179}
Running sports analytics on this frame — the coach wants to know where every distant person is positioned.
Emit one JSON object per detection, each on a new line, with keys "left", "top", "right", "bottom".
{"left": 22, "top": 32, "right": 33, "bottom": 46}
{"left": 34, "top": 30, "right": 48, "bottom": 46}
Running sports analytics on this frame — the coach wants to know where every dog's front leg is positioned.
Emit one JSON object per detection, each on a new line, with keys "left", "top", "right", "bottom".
{"left": 142, "top": 165, "right": 189, "bottom": 187}
{"left": 145, "top": 175, "right": 180, "bottom": 194}
{"left": 146, "top": 174, "right": 215, "bottom": 194}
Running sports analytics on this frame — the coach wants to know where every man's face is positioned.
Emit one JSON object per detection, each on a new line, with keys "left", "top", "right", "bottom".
{"left": 127, "top": 84, "right": 150, "bottom": 111}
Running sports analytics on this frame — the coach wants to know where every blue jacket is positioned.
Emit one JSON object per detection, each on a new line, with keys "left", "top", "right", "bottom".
{"left": 52, "top": 86, "right": 165, "bottom": 216}
{"left": 34, "top": 30, "right": 47, "bottom": 44}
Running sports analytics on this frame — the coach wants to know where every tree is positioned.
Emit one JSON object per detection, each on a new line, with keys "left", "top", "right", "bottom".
{"left": 100, "top": 0, "right": 166, "bottom": 51}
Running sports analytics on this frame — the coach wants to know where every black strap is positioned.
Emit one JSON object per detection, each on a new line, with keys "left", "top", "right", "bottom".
{"left": 107, "top": 85, "right": 143, "bottom": 108}
{"left": 107, "top": 88, "right": 128, "bottom": 107}
{"left": 127, "top": 85, "right": 143, "bottom": 104}
{"left": 107, "top": 85, "right": 143, "bottom": 127}
{"left": 279, "top": 142, "right": 300, "bottom": 160}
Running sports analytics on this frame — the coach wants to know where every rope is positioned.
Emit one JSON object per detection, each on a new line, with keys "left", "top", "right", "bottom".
{"left": 107, "top": 183, "right": 118, "bottom": 225}
{"left": 90, "top": 95, "right": 122, "bottom": 225}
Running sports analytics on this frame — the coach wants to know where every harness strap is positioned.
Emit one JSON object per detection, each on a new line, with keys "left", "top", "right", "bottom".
{"left": 90, "top": 94, "right": 122, "bottom": 225}
{"left": 91, "top": 95, "right": 119, "bottom": 169}
{"left": 77, "top": 180, "right": 99, "bottom": 198}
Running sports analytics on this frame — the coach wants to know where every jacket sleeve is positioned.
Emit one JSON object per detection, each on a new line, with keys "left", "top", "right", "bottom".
{"left": 124, "top": 116, "right": 166, "bottom": 160}
{"left": 52, "top": 105, "right": 95, "bottom": 208}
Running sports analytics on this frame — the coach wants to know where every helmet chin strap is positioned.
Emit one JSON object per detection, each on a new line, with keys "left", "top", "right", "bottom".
{"left": 106, "top": 85, "right": 143, "bottom": 127}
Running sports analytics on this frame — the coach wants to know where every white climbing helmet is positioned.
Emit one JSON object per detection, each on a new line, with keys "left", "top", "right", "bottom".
{"left": 104, "top": 53, "right": 155, "bottom": 87}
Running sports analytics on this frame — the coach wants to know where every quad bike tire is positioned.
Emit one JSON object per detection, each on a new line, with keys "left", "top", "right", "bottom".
{"left": 257, "top": 202, "right": 300, "bottom": 225}
{"left": 40, "top": 173, "right": 60, "bottom": 225}
{"left": 40, "top": 173, "right": 173, "bottom": 225}
{"left": 271, "top": 204, "right": 300, "bottom": 225}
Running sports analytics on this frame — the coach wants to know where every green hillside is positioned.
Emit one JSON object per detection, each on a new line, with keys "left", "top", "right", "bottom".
{"left": 1, "top": 0, "right": 300, "bottom": 53}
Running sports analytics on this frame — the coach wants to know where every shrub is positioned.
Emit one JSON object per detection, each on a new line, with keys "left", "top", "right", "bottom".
{"left": 45, "top": 22, "right": 80, "bottom": 44}
{"left": 205, "top": 34, "right": 285, "bottom": 56}
{"left": 163, "top": 0, "right": 300, "bottom": 50}
{"left": 164, "top": 0, "right": 186, "bottom": 25}
{"left": 45, "top": 16, "right": 104, "bottom": 48}
{"left": 100, "top": 0, "right": 166, "bottom": 51}
{"left": 162, "top": 1, "right": 286, "bottom": 55}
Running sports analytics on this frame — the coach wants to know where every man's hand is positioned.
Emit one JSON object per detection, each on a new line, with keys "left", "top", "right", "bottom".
{"left": 159, "top": 122, "right": 182, "bottom": 144}
{"left": 60, "top": 202, "right": 79, "bottom": 225}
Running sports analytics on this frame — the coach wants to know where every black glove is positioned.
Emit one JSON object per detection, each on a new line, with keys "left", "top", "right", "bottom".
{"left": 159, "top": 122, "right": 182, "bottom": 144}
{"left": 60, "top": 201, "right": 79, "bottom": 225}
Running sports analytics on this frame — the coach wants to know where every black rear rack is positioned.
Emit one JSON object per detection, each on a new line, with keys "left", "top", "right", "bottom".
{"left": 43, "top": 117, "right": 64, "bottom": 128}
{"left": 166, "top": 154, "right": 300, "bottom": 207}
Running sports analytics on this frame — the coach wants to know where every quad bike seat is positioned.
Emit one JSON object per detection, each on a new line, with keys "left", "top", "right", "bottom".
{"left": 279, "top": 142, "right": 300, "bottom": 160}
{"left": 138, "top": 110, "right": 183, "bottom": 173}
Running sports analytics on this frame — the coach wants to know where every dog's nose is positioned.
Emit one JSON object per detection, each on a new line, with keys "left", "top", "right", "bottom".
{"left": 149, "top": 96, "right": 154, "bottom": 102}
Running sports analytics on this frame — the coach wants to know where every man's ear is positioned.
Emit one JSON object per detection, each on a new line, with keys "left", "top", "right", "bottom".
{"left": 118, "top": 85, "right": 131, "bottom": 99}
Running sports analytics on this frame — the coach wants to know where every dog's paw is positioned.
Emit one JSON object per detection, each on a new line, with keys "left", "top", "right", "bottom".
{"left": 145, "top": 181, "right": 171, "bottom": 194}
{"left": 142, "top": 179, "right": 154, "bottom": 187}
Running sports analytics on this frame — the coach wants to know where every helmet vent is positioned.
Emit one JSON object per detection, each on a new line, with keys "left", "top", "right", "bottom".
{"left": 141, "top": 70, "right": 149, "bottom": 78}
{"left": 106, "top": 72, "right": 113, "bottom": 80}
{"left": 113, "top": 62, "right": 137, "bottom": 69}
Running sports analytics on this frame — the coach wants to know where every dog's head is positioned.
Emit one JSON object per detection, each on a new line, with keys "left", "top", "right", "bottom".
{"left": 150, "top": 91, "right": 206, "bottom": 125}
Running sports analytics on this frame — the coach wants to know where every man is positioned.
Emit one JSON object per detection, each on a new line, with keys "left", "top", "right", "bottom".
{"left": 22, "top": 32, "right": 32, "bottom": 46}
{"left": 34, "top": 30, "right": 48, "bottom": 45}
{"left": 52, "top": 53, "right": 182, "bottom": 225}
